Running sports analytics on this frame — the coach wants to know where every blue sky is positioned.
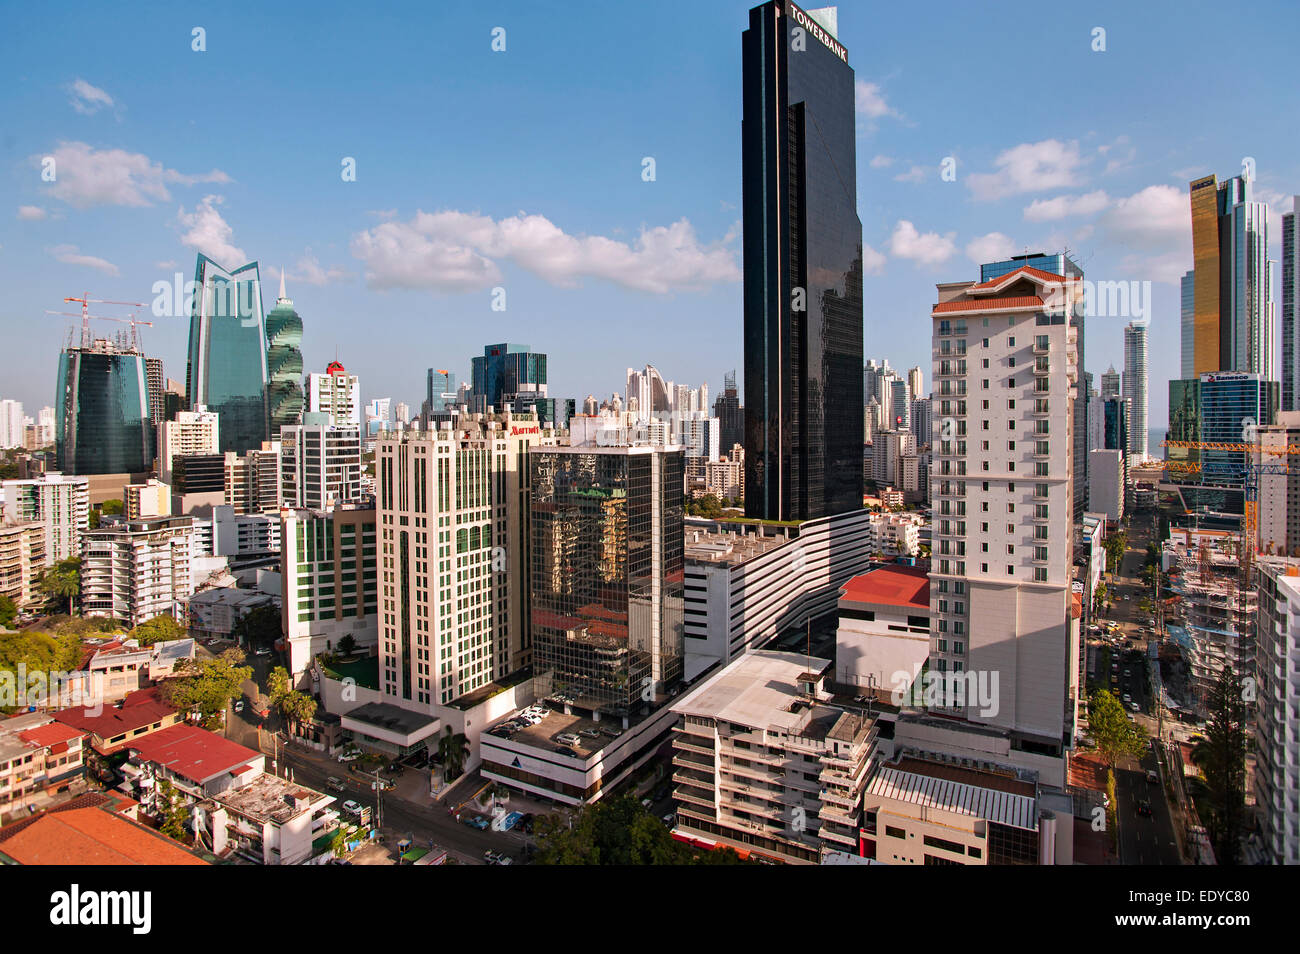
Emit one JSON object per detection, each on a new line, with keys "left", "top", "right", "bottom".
{"left": 2, "top": 0, "right": 1298, "bottom": 432}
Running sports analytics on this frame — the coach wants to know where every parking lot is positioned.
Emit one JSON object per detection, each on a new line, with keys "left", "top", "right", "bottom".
{"left": 486, "top": 704, "right": 623, "bottom": 758}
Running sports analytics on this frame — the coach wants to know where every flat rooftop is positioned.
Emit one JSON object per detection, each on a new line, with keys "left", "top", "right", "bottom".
{"left": 840, "top": 564, "right": 930, "bottom": 610}
{"left": 486, "top": 707, "right": 620, "bottom": 758}
{"left": 672, "top": 650, "right": 831, "bottom": 733}
{"left": 343, "top": 702, "right": 437, "bottom": 736}
{"left": 685, "top": 527, "right": 789, "bottom": 566}
{"left": 216, "top": 772, "right": 332, "bottom": 826}
{"left": 867, "top": 756, "right": 1038, "bottom": 830}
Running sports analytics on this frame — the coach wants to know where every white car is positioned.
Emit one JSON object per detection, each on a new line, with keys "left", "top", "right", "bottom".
{"left": 555, "top": 732, "right": 582, "bottom": 746}
{"left": 337, "top": 750, "right": 361, "bottom": 762}
{"left": 342, "top": 800, "right": 362, "bottom": 815}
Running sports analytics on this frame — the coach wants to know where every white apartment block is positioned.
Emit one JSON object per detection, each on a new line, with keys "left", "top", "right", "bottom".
{"left": 158, "top": 407, "right": 220, "bottom": 483}
{"left": 0, "top": 400, "right": 23, "bottom": 450}
{"left": 670, "top": 652, "right": 877, "bottom": 864}
{"left": 281, "top": 504, "right": 378, "bottom": 682}
{"left": 1255, "top": 561, "right": 1300, "bottom": 865}
{"left": 124, "top": 478, "right": 172, "bottom": 520}
{"left": 306, "top": 364, "right": 361, "bottom": 427}
{"left": 1256, "top": 412, "right": 1300, "bottom": 558}
{"left": 0, "top": 521, "right": 46, "bottom": 608}
{"left": 280, "top": 420, "right": 362, "bottom": 510}
{"left": 1086, "top": 449, "right": 1124, "bottom": 522}
{"left": 929, "top": 264, "right": 1080, "bottom": 757}
{"left": 375, "top": 412, "right": 557, "bottom": 711}
{"left": 225, "top": 442, "right": 282, "bottom": 515}
{"left": 1, "top": 472, "right": 90, "bottom": 566}
{"left": 866, "top": 511, "right": 921, "bottom": 557}
{"left": 675, "top": 415, "right": 721, "bottom": 460}
{"left": 81, "top": 515, "right": 196, "bottom": 627}
{"left": 683, "top": 512, "right": 873, "bottom": 679}
{"left": 871, "top": 430, "right": 914, "bottom": 486}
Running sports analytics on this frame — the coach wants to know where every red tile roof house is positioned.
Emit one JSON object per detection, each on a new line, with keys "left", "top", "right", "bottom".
{"left": 121, "top": 724, "right": 265, "bottom": 822}
{"left": 0, "top": 713, "right": 87, "bottom": 821}
{"left": 52, "top": 687, "right": 183, "bottom": 756}
{"left": 0, "top": 792, "right": 210, "bottom": 865}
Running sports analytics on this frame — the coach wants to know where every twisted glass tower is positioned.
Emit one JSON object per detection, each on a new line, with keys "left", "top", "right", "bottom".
{"left": 185, "top": 254, "right": 268, "bottom": 454}
{"left": 266, "top": 270, "right": 305, "bottom": 437}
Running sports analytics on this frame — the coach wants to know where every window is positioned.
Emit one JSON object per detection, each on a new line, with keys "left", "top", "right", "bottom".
{"left": 1008, "top": 336, "right": 1015, "bottom": 346}
{"left": 1008, "top": 357, "right": 1016, "bottom": 367}
{"left": 886, "top": 826, "right": 907, "bottom": 840}
{"left": 1008, "top": 399, "right": 1016, "bottom": 409}
{"left": 1007, "top": 565, "right": 1015, "bottom": 575}
{"left": 982, "top": 358, "right": 989, "bottom": 368}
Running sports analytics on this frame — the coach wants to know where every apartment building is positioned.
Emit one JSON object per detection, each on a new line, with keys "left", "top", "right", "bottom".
{"left": 0, "top": 472, "right": 89, "bottom": 566}
{"left": 306, "top": 361, "right": 361, "bottom": 427}
{"left": 280, "top": 416, "right": 362, "bottom": 511}
{"left": 281, "top": 504, "right": 378, "bottom": 681}
{"left": 669, "top": 652, "right": 876, "bottom": 864}
{"left": 0, "top": 521, "right": 45, "bottom": 608}
{"left": 225, "top": 442, "right": 283, "bottom": 515}
{"left": 0, "top": 713, "right": 85, "bottom": 817}
{"left": 929, "top": 263, "right": 1080, "bottom": 759}
{"left": 1254, "top": 560, "right": 1300, "bottom": 864}
{"left": 124, "top": 478, "right": 172, "bottom": 520}
{"left": 80, "top": 515, "right": 196, "bottom": 627}
{"left": 157, "top": 407, "right": 219, "bottom": 484}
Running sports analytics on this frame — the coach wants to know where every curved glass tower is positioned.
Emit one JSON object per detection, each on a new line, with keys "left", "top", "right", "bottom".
{"left": 185, "top": 254, "right": 268, "bottom": 454}
{"left": 266, "top": 270, "right": 305, "bottom": 437}
{"left": 56, "top": 340, "right": 152, "bottom": 475}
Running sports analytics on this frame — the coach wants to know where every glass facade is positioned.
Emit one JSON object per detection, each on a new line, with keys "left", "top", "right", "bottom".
{"left": 470, "top": 343, "right": 547, "bottom": 412}
{"left": 185, "top": 254, "right": 268, "bottom": 454}
{"left": 529, "top": 447, "right": 684, "bottom": 717}
{"left": 55, "top": 345, "right": 152, "bottom": 475}
{"left": 265, "top": 286, "right": 304, "bottom": 437}
{"left": 743, "top": 0, "right": 863, "bottom": 522}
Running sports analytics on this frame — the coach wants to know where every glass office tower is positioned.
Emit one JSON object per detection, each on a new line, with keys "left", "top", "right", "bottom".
{"left": 55, "top": 341, "right": 153, "bottom": 475}
{"left": 470, "top": 343, "right": 547, "bottom": 413}
{"left": 742, "top": 1, "right": 864, "bottom": 522}
{"left": 185, "top": 254, "right": 268, "bottom": 454}
{"left": 265, "top": 272, "right": 304, "bottom": 438}
{"left": 529, "top": 444, "right": 684, "bottom": 718}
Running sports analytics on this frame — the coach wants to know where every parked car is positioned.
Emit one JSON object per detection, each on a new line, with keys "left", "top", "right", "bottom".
{"left": 342, "top": 800, "right": 362, "bottom": 816}
{"left": 463, "top": 815, "right": 489, "bottom": 830}
{"left": 1129, "top": 702, "right": 1140, "bottom": 712}
{"left": 232, "top": 699, "right": 244, "bottom": 713}
{"left": 325, "top": 776, "right": 346, "bottom": 792}
{"left": 578, "top": 728, "right": 601, "bottom": 739}
{"left": 555, "top": 732, "right": 582, "bottom": 746}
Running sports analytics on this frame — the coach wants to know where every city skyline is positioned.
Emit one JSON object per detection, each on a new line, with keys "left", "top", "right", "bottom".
{"left": 3, "top": 2, "right": 1299, "bottom": 427}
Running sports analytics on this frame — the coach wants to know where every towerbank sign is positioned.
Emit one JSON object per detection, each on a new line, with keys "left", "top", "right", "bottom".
{"left": 784, "top": 2, "right": 847, "bottom": 63}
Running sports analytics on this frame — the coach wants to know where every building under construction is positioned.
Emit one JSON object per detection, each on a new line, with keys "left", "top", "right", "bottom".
{"left": 1163, "top": 528, "right": 1257, "bottom": 716}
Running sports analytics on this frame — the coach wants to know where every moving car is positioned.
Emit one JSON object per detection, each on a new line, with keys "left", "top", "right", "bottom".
{"left": 325, "top": 776, "right": 346, "bottom": 792}
{"left": 1137, "top": 799, "right": 1152, "bottom": 817}
{"left": 1146, "top": 769, "right": 1159, "bottom": 784}
{"left": 342, "top": 800, "right": 362, "bottom": 816}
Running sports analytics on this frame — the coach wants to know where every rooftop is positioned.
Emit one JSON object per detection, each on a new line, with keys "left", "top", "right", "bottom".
{"left": 0, "top": 794, "right": 209, "bottom": 865}
{"left": 672, "top": 650, "right": 833, "bottom": 733}
{"left": 684, "top": 526, "right": 790, "bottom": 566}
{"left": 129, "top": 724, "right": 261, "bottom": 785}
{"left": 53, "top": 687, "right": 177, "bottom": 739}
{"left": 342, "top": 702, "right": 438, "bottom": 737}
{"left": 215, "top": 771, "right": 333, "bottom": 826}
{"left": 866, "top": 757, "right": 1038, "bottom": 830}
{"left": 840, "top": 564, "right": 930, "bottom": 610}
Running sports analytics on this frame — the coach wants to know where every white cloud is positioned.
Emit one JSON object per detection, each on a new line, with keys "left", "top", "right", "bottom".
{"left": 888, "top": 220, "right": 956, "bottom": 266}
{"left": 176, "top": 195, "right": 246, "bottom": 266}
{"left": 38, "top": 142, "right": 230, "bottom": 209}
{"left": 966, "top": 139, "right": 1085, "bottom": 201}
{"left": 855, "top": 81, "right": 898, "bottom": 120}
{"left": 862, "top": 244, "right": 886, "bottom": 274}
{"left": 67, "top": 79, "right": 114, "bottom": 115}
{"left": 17, "top": 205, "right": 48, "bottom": 221}
{"left": 965, "top": 232, "right": 1017, "bottom": 265}
{"left": 274, "top": 253, "right": 352, "bottom": 287}
{"left": 893, "top": 165, "right": 927, "bottom": 184}
{"left": 48, "top": 243, "right": 119, "bottom": 275}
{"left": 155, "top": 260, "right": 177, "bottom": 269}
{"left": 1100, "top": 184, "right": 1187, "bottom": 247}
{"left": 350, "top": 210, "right": 740, "bottom": 294}
{"left": 1023, "top": 190, "right": 1110, "bottom": 222}
{"left": 1098, "top": 136, "right": 1135, "bottom": 175}
{"left": 869, "top": 155, "right": 894, "bottom": 169}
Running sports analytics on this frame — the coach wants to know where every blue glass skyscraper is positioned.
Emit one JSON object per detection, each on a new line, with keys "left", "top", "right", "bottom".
{"left": 55, "top": 339, "right": 153, "bottom": 475}
{"left": 185, "top": 254, "right": 268, "bottom": 454}
{"left": 470, "top": 343, "right": 547, "bottom": 413}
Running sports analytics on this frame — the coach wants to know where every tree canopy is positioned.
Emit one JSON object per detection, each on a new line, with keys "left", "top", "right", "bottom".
{"left": 39, "top": 558, "right": 81, "bottom": 615}
{"left": 159, "top": 648, "right": 251, "bottom": 729}
{"left": 533, "top": 795, "right": 755, "bottom": 865}
{"left": 1089, "top": 688, "right": 1147, "bottom": 768}
{"left": 129, "top": 614, "right": 186, "bottom": 646}
{"left": 231, "top": 604, "right": 281, "bottom": 648}
{"left": 1192, "top": 667, "right": 1248, "bottom": 865}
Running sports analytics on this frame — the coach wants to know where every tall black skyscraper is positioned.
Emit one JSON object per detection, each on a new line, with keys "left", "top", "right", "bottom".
{"left": 742, "top": 2, "right": 864, "bottom": 522}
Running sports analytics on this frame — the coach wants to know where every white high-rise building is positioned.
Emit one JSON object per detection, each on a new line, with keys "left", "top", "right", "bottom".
{"left": 80, "top": 515, "right": 196, "bottom": 627}
{"left": 280, "top": 417, "right": 362, "bottom": 510}
{"left": 1255, "top": 412, "right": 1300, "bottom": 557}
{"left": 930, "top": 264, "right": 1080, "bottom": 769}
{"left": 0, "top": 400, "right": 23, "bottom": 450}
{"left": 1, "top": 473, "right": 90, "bottom": 566}
{"left": 158, "top": 406, "right": 220, "bottom": 483}
{"left": 376, "top": 411, "right": 557, "bottom": 710}
{"left": 1123, "top": 322, "right": 1149, "bottom": 460}
{"left": 1255, "top": 560, "right": 1300, "bottom": 865}
{"left": 306, "top": 361, "right": 362, "bottom": 428}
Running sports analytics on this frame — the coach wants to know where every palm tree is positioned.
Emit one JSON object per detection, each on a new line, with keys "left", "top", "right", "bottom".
{"left": 40, "top": 558, "right": 81, "bottom": 616}
{"left": 437, "top": 726, "right": 470, "bottom": 782}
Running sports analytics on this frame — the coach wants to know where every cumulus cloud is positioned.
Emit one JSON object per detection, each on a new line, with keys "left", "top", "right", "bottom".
{"left": 48, "top": 243, "right": 119, "bottom": 275}
{"left": 862, "top": 244, "right": 887, "bottom": 274}
{"left": 176, "top": 195, "right": 246, "bottom": 266}
{"left": 966, "top": 139, "right": 1085, "bottom": 201}
{"left": 37, "top": 142, "right": 230, "bottom": 209}
{"left": 350, "top": 210, "right": 740, "bottom": 294}
{"left": 855, "top": 81, "right": 899, "bottom": 120}
{"left": 269, "top": 254, "right": 352, "bottom": 287}
{"left": 893, "top": 165, "right": 927, "bottom": 184}
{"left": 1100, "top": 184, "right": 1188, "bottom": 247}
{"left": 67, "top": 79, "right": 114, "bottom": 115}
{"left": 1023, "top": 190, "right": 1111, "bottom": 222}
{"left": 17, "top": 205, "right": 48, "bottom": 221}
{"left": 888, "top": 220, "right": 956, "bottom": 266}
{"left": 869, "top": 155, "right": 894, "bottom": 169}
{"left": 965, "top": 232, "right": 1017, "bottom": 265}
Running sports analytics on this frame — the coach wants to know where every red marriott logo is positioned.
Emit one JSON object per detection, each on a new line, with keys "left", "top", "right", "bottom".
{"left": 511, "top": 425, "right": 540, "bottom": 436}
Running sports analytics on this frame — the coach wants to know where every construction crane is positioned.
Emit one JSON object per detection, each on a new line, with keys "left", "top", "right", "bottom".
{"left": 58, "top": 295, "right": 147, "bottom": 349}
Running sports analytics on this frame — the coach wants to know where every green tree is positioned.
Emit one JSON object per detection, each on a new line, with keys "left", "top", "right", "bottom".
{"left": 39, "top": 558, "right": 80, "bottom": 616}
{"left": 156, "top": 778, "right": 190, "bottom": 840}
{"left": 437, "top": 725, "right": 470, "bottom": 782}
{"left": 266, "top": 664, "right": 316, "bottom": 726}
{"left": 534, "top": 796, "right": 755, "bottom": 865}
{"left": 0, "top": 595, "right": 16, "bottom": 629}
{"left": 1102, "top": 531, "right": 1128, "bottom": 573}
{"left": 160, "top": 648, "right": 251, "bottom": 729}
{"left": 337, "top": 633, "right": 358, "bottom": 657}
{"left": 1089, "top": 689, "right": 1147, "bottom": 768}
{"left": 231, "top": 603, "right": 280, "bottom": 649}
{"left": 1191, "top": 667, "right": 1248, "bottom": 865}
{"left": 267, "top": 665, "right": 291, "bottom": 704}
{"left": 101, "top": 499, "right": 123, "bottom": 516}
{"left": 129, "top": 614, "right": 185, "bottom": 646}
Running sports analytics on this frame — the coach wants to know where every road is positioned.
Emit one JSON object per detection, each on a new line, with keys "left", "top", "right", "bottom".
{"left": 1115, "top": 743, "right": 1181, "bottom": 865}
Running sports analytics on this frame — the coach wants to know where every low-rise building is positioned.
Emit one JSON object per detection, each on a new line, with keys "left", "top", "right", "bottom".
{"left": 52, "top": 687, "right": 182, "bottom": 756}
{"left": 187, "top": 586, "right": 276, "bottom": 641}
{"left": 835, "top": 565, "right": 931, "bottom": 699}
{"left": 208, "top": 772, "right": 338, "bottom": 865}
{"left": 668, "top": 652, "right": 876, "bottom": 864}
{"left": 0, "top": 791, "right": 210, "bottom": 865}
{"left": 0, "top": 713, "right": 85, "bottom": 817}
